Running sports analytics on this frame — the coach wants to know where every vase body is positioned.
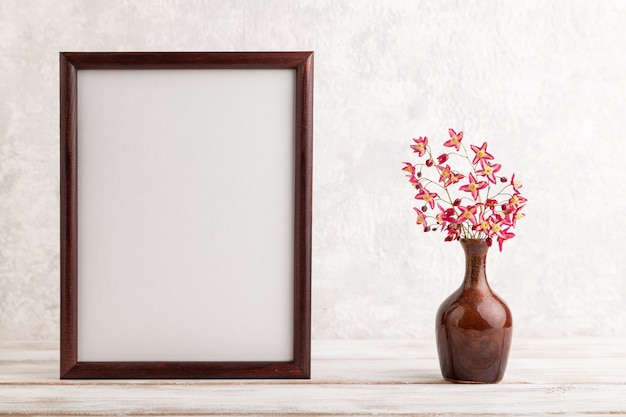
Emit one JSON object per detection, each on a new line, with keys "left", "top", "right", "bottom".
{"left": 435, "top": 238, "right": 512, "bottom": 383}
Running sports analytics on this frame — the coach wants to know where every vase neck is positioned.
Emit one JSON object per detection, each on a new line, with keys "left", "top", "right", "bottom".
{"left": 461, "top": 239, "right": 490, "bottom": 290}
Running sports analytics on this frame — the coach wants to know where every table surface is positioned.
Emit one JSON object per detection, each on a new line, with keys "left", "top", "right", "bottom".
{"left": 1, "top": 338, "right": 625, "bottom": 416}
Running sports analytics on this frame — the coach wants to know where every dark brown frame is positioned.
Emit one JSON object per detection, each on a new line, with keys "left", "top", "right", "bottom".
{"left": 60, "top": 52, "right": 313, "bottom": 379}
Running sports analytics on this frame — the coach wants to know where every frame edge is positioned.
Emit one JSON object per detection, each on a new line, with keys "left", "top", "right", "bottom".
{"left": 59, "top": 52, "right": 79, "bottom": 378}
{"left": 59, "top": 51, "right": 314, "bottom": 379}
{"left": 293, "top": 51, "right": 314, "bottom": 379}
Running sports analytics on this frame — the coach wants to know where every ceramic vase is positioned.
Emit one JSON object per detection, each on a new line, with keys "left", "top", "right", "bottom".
{"left": 435, "top": 238, "right": 512, "bottom": 383}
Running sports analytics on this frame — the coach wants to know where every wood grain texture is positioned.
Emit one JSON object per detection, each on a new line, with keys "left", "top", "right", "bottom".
{"left": 59, "top": 52, "right": 78, "bottom": 378}
{"left": 60, "top": 51, "right": 314, "bottom": 70}
{"left": 58, "top": 51, "right": 313, "bottom": 379}
{"left": 1, "top": 339, "right": 625, "bottom": 416}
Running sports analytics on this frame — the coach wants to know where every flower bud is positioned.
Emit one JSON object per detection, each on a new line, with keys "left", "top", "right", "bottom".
{"left": 425, "top": 159, "right": 434, "bottom": 167}
{"left": 416, "top": 171, "right": 422, "bottom": 178}
{"left": 437, "top": 153, "right": 448, "bottom": 164}
{"left": 453, "top": 198, "right": 461, "bottom": 206}
{"left": 500, "top": 177, "right": 508, "bottom": 183}
{"left": 421, "top": 205, "right": 428, "bottom": 212}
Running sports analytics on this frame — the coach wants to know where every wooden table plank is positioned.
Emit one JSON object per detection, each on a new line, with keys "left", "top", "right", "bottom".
{"left": 0, "top": 339, "right": 625, "bottom": 416}
{"left": 1, "top": 383, "right": 625, "bottom": 416}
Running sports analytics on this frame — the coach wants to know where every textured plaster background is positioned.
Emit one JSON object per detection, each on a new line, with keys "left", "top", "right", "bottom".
{"left": 1, "top": 0, "right": 625, "bottom": 340}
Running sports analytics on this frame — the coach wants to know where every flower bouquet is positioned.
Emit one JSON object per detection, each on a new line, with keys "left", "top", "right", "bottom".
{"left": 403, "top": 128, "right": 527, "bottom": 383}
{"left": 402, "top": 129, "right": 526, "bottom": 251}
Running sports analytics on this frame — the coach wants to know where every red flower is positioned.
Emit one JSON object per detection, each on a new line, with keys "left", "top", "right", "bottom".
{"left": 507, "top": 206, "right": 526, "bottom": 227}
{"left": 444, "top": 129, "right": 463, "bottom": 151}
{"left": 415, "top": 188, "right": 438, "bottom": 209}
{"left": 474, "top": 213, "right": 491, "bottom": 235}
{"left": 445, "top": 171, "right": 465, "bottom": 187}
{"left": 413, "top": 207, "right": 428, "bottom": 230}
{"left": 476, "top": 160, "right": 502, "bottom": 184}
{"left": 436, "top": 204, "right": 456, "bottom": 228}
{"left": 457, "top": 205, "right": 479, "bottom": 226}
{"left": 459, "top": 173, "right": 488, "bottom": 201}
{"left": 444, "top": 234, "right": 457, "bottom": 242}
{"left": 497, "top": 228, "right": 515, "bottom": 252}
{"left": 410, "top": 136, "right": 429, "bottom": 157}
{"left": 438, "top": 164, "right": 452, "bottom": 183}
{"left": 401, "top": 162, "right": 416, "bottom": 180}
{"left": 470, "top": 142, "right": 494, "bottom": 165}
{"left": 488, "top": 216, "right": 507, "bottom": 239}
{"left": 444, "top": 223, "right": 461, "bottom": 241}
{"left": 508, "top": 193, "right": 527, "bottom": 207}
{"left": 511, "top": 173, "right": 522, "bottom": 192}
{"left": 403, "top": 129, "right": 526, "bottom": 250}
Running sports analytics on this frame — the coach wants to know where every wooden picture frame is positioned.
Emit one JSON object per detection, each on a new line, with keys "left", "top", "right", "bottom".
{"left": 60, "top": 52, "right": 313, "bottom": 379}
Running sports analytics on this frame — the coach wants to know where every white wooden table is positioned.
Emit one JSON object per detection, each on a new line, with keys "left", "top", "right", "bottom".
{"left": 1, "top": 338, "right": 625, "bottom": 416}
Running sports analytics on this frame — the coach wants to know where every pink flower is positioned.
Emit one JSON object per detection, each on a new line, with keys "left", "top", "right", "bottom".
{"left": 410, "top": 136, "right": 429, "bottom": 157}
{"left": 409, "top": 176, "right": 421, "bottom": 189}
{"left": 438, "top": 164, "right": 452, "bottom": 183}
{"left": 470, "top": 142, "right": 494, "bottom": 165}
{"left": 445, "top": 171, "right": 465, "bottom": 187}
{"left": 507, "top": 206, "right": 526, "bottom": 227}
{"left": 401, "top": 162, "right": 416, "bottom": 180}
{"left": 500, "top": 203, "right": 515, "bottom": 215}
{"left": 436, "top": 204, "right": 456, "bottom": 228}
{"left": 403, "top": 129, "right": 526, "bottom": 250}
{"left": 413, "top": 207, "right": 428, "bottom": 230}
{"left": 415, "top": 188, "right": 438, "bottom": 209}
{"left": 497, "top": 228, "right": 515, "bottom": 252}
{"left": 476, "top": 160, "right": 502, "bottom": 184}
{"left": 444, "top": 223, "right": 461, "bottom": 241}
{"left": 457, "top": 205, "right": 479, "bottom": 226}
{"left": 508, "top": 193, "right": 527, "bottom": 207}
{"left": 459, "top": 173, "right": 488, "bottom": 201}
{"left": 474, "top": 213, "right": 491, "bottom": 235}
{"left": 488, "top": 216, "right": 506, "bottom": 239}
{"left": 511, "top": 173, "right": 522, "bottom": 192}
{"left": 444, "top": 129, "right": 463, "bottom": 151}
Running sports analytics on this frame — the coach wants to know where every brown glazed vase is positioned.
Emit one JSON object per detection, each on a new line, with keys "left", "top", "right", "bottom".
{"left": 435, "top": 238, "right": 512, "bottom": 383}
